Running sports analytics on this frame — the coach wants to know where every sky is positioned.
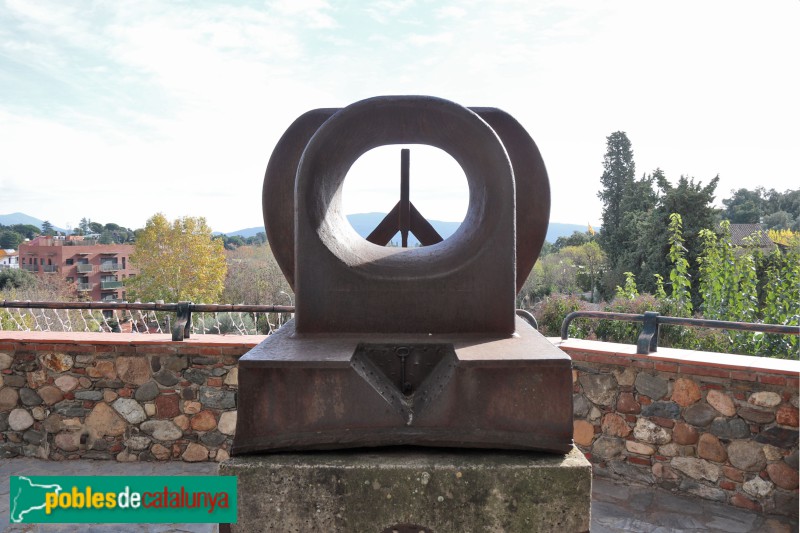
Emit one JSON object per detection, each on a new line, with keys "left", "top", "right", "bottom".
{"left": 1, "top": 0, "right": 798, "bottom": 234}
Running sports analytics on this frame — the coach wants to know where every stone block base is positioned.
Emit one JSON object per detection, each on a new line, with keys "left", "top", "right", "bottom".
{"left": 220, "top": 446, "right": 591, "bottom": 532}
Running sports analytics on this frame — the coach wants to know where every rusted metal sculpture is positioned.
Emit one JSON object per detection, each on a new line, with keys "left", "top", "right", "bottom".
{"left": 233, "top": 96, "right": 573, "bottom": 454}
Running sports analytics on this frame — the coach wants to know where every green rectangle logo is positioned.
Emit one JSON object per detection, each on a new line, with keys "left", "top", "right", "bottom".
{"left": 9, "top": 476, "right": 236, "bottom": 524}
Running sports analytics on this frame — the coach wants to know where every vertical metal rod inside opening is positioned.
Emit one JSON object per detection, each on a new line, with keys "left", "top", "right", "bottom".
{"left": 399, "top": 148, "right": 410, "bottom": 247}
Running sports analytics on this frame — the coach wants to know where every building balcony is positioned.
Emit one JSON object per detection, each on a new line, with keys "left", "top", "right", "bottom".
{"left": 22, "top": 265, "right": 39, "bottom": 272}
{"left": 42, "top": 265, "right": 58, "bottom": 273}
{"left": 76, "top": 283, "right": 93, "bottom": 291}
{"left": 77, "top": 264, "right": 94, "bottom": 273}
{"left": 101, "top": 281, "right": 124, "bottom": 290}
{"left": 100, "top": 263, "right": 121, "bottom": 272}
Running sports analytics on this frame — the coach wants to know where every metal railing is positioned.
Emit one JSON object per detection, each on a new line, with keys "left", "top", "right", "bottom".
{"left": 561, "top": 311, "right": 800, "bottom": 355}
{"left": 100, "top": 263, "right": 121, "bottom": 272}
{"left": 77, "top": 264, "right": 93, "bottom": 273}
{"left": 1, "top": 300, "right": 295, "bottom": 341}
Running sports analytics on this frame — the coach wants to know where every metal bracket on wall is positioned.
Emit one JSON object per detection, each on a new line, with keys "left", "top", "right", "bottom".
{"left": 636, "top": 311, "right": 660, "bottom": 354}
{"left": 172, "top": 301, "right": 193, "bottom": 341}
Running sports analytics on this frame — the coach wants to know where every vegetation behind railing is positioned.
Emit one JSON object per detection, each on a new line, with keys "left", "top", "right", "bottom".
{"left": 560, "top": 310, "right": 799, "bottom": 356}
{"left": 0, "top": 300, "right": 294, "bottom": 340}
{"left": 528, "top": 216, "right": 799, "bottom": 359}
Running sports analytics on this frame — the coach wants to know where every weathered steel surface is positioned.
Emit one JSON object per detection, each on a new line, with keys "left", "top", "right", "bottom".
{"left": 293, "top": 96, "right": 516, "bottom": 334}
{"left": 236, "top": 95, "right": 570, "bottom": 454}
{"left": 262, "top": 108, "right": 336, "bottom": 290}
{"left": 232, "top": 317, "right": 573, "bottom": 454}
{"left": 262, "top": 100, "right": 550, "bottom": 295}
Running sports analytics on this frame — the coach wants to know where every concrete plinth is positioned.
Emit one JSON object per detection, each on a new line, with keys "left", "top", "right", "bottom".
{"left": 220, "top": 446, "right": 591, "bottom": 533}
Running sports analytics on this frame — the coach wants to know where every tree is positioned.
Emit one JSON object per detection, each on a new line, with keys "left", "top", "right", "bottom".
{"left": 5, "top": 224, "right": 39, "bottom": 240}
{"left": 722, "top": 188, "right": 765, "bottom": 223}
{"left": 610, "top": 170, "right": 659, "bottom": 293}
{"left": 0, "top": 268, "right": 37, "bottom": 290}
{"left": 222, "top": 245, "right": 291, "bottom": 305}
{"left": 247, "top": 232, "right": 268, "bottom": 246}
{"left": 597, "top": 131, "right": 636, "bottom": 272}
{"left": 128, "top": 214, "right": 227, "bottom": 303}
{"left": 561, "top": 241, "right": 607, "bottom": 302}
{"left": 215, "top": 235, "right": 246, "bottom": 250}
{"left": 553, "top": 230, "right": 594, "bottom": 252}
{"left": 721, "top": 188, "right": 800, "bottom": 230}
{"left": 762, "top": 211, "right": 793, "bottom": 230}
{"left": 99, "top": 230, "right": 114, "bottom": 244}
{"left": 637, "top": 174, "right": 719, "bottom": 301}
{"left": 518, "top": 252, "right": 580, "bottom": 306}
{"left": 596, "top": 132, "right": 660, "bottom": 296}
{"left": 0, "top": 230, "right": 22, "bottom": 249}
{"left": 41, "top": 220, "right": 55, "bottom": 236}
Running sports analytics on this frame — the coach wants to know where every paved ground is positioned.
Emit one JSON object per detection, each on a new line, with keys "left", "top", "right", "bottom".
{"left": 1, "top": 458, "right": 796, "bottom": 532}
{"left": 590, "top": 477, "right": 796, "bottom": 533}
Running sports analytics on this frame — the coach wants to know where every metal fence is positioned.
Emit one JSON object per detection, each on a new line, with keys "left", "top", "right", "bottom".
{"left": 0, "top": 301, "right": 295, "bottom": 341}
{"left": 560, "top": 310, "right": 800, "bottom": 355}
{"left": 1, "top": 301, "right": 543, "bottom": 341}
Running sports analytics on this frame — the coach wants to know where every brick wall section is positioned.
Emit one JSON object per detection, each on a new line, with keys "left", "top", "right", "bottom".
{"left": 0, "top": 332, "right": 262, "bottom": 464}
{"left": 555, "top": 338, "right": 799, "bottom": 518}
{"left": 2, "top": 332, "right": 797, "bottom": 517}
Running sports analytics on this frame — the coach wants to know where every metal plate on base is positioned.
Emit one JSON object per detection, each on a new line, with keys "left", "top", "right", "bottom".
{"left": 232, "top": 317, "right": 573, "bottom": 455}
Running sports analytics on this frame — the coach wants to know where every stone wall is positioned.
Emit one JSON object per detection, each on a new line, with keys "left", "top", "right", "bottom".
{"left": 2, "top": 331, "right": 798, "bottom": 517}
{"left": 0, "top": 332, "right": 259, "bottom": 464}
{"left": 557, "top": 338, "right": 799, "bottom": 518}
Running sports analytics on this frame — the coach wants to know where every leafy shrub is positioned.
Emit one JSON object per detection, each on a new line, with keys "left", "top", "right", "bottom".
{"left": 595, "top": 294, "right": 660, "bottom": 344}
{"left": 533, "top": 294, "right": 592, "bottom": 338}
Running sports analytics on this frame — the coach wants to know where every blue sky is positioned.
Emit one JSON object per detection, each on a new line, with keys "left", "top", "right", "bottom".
{"left": 1, "top": 0, "right": 798, "bottom": 233}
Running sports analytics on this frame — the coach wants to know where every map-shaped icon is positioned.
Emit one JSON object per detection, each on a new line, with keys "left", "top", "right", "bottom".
{"left": 10, "top": 476, "right": 63, "bottom": 523}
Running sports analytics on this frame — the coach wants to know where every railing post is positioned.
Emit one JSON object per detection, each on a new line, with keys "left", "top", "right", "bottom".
{"left": 172, "top": 302, "right": 193, "bottom": 341}
{"left": 515, "top": 309, "right": 538, "bottom": 330}
{"left": 561, "top": 312, "right": 578, "bottom": 340}
{"left": 637, "top": 311, "right": 660, "bottom": 354}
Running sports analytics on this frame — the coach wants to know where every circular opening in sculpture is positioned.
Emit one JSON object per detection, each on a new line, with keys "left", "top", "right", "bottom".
{"left": 296, "top": 95, "right": 514, "bottom": 277}
{"left": 342, "top": 144, "right": 468, "bottom": 248}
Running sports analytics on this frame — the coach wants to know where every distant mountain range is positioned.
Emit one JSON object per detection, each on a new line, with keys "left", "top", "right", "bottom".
{"left": 233, "top": 213, "right": 591, "bottom": 244}
{"left": 2, "top": 211, "right": 594, "bottom": 244}
{"left": 0, "top": 212, "right": 67, "bottom": 233}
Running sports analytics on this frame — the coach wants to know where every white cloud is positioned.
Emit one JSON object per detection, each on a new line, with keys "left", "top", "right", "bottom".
{"left": 436, "top": 6, "right": 466, "bottom": 20}
{"left": 270, "top": 0, "right": 337, "bottom": 28}
{"left": 408, "top": 32, "right": 454, "bottom": 46}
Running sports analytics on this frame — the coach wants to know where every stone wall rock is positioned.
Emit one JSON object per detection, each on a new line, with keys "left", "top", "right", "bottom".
{"left": 706, "top": 389, "right": 736, "bottom": 417}
{"left": 1, "top": 335, "right": 242, "bottom": 464}
{"left": 2, "top": 332, "right": 798, "bottom": 520}
{"left": 671, "top": 378, "right": 701, "bottom": 406}
{"left": 561, "top": 342, "right": 799, "bottom": 519}
{"left": 634, "top": 373, "right": 668, "bottom": 400}
{"left": 578, "top": 373, "right": 617, "bottom": 406}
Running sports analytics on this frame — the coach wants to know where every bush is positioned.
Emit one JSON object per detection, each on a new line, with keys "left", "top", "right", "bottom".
{"left": 595, "top": 294, "right": 661, "bottom": 344}
{"left": 534, "top": 294, "right": 592, "bottom": 338}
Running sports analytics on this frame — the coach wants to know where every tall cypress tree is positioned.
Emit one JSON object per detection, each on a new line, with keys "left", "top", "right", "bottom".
{"left": 597, "top": 131, "right": 636, "bottom": 272}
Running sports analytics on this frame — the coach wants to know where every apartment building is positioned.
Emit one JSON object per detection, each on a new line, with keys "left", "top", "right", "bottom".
{"left": 0, "top": 249, "right": 19, "bottom": 269}
{"left": 18, "top": 236, "right": 138, "bottom": 301}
